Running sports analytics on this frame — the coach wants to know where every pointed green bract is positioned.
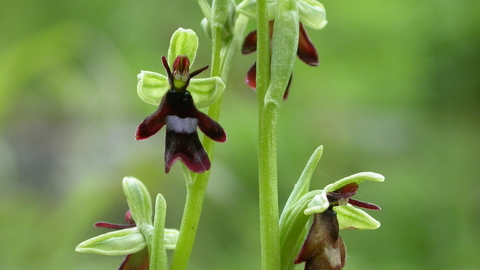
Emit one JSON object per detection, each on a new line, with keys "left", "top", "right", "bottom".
{"left": 335, "top": 204, "right": 381, "bottom": 230}
{"left": 167, "top": 28, "right": 199, "bottom": 66}
{"left": 281, "top": 145, "right": 323, "bottom": 217}
{"left": 75, "top": 228, "right": 146, "bottom": 256}
{"left": 266, "top": 0, "right": 299, "bottom": 103}
{"left": 150, "top": 194, "right": 168, "bottom": 270}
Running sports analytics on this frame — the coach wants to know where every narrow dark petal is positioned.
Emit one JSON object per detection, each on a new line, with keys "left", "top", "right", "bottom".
{"left": 136, "top": 109, "right": 168, "bottom": 140}
{"left": 297, "top": 23, "right": 319, "bottom": 66}
{"left": 189, "top": 65, "right": 209, "bottom": 79}
{"left": 195, "top": 111, "right": 227, "bottom": 142}
{"left": 283, "top": 73, "right": 293, "bottom": 100}
{"left": 348, "top": 198, "right": 381, "bottom": 210}
{"left": 162, "top": 56, "right": 172, "bottom": 80}
{"left": 118, "top": 248, "right": 149, "bottom": 270}
{"left": 245, "top": 62, "right": 257, "bottom": 90}
{"left": 241, "top": 29, "right": 257, "bottom": 54}
{"left": 94, "top": 222, "right": 135, "bottom": 229}
{"left": 136, "top": 93, "right": 172, "bottom": 140}
{"left": 164, "top": 130, "right": 210, "bottom": 173}
{"left": 295, "top": 208, "right": 346, "bottom": 270}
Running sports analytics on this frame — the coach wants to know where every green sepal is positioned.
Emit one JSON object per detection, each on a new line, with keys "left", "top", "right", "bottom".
{"left": 324, "top": 172, "right": 385, "bottom": 193}
{"left": 122, "top": 176, "right": 153, "bottom": 228}
{"left": 137, "top": 71, "right": 169, "bottom": 106}
{"left": 297, "top": 0, "right": 327, "bottom": 29}
{"left": 137, "top": 72, "right": 225, "bottom": 109}
{"left": 303, "top": 191, "right": 329, "bottom": 215}
{"left": 167, "top": 28, "right": 199, "bottom": 66}
{"left": 75, "top": 227, "right": 146, "bottom": 256}
{"left": 188, "top": 76, "right": 225, "bottom": 108}
{"left": 335, "top": 204, "right": 381, "bottom": 230}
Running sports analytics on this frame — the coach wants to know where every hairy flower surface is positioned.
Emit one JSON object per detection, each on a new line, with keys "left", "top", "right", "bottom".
{"left": 136, "top": 56, "right": 226, "bottom": 173}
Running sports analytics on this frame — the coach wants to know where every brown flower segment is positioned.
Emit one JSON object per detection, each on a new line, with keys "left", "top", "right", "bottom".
{"left": 241, "top": 21, "right": 318, "bottom": 99}
{"left": 294, "top": 207, "right": 346, "bottom": 270}
{"left": 136, "top": 56, "right": 227, "bottom": 173}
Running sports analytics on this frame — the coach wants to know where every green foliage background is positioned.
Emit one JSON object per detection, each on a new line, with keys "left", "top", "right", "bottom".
{"left": 1, "top": 0, "right": 479, "bottom": 269}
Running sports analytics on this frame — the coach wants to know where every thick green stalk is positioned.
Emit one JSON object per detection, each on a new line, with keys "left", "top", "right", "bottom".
{"left": 257, "top": 0, "right": 282, "bottom": 269}
{"left": 170, "top": 2, "right": 248, "bottom": 269}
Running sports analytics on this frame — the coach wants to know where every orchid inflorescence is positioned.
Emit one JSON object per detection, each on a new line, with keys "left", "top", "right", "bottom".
{"left": 76, "top": 1, "right": 384, "bottom": 270}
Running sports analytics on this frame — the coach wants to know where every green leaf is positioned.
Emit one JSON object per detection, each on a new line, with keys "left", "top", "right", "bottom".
{"left": 297, "top": 0, "right": 327, "bottom": 29}
{"left": 75, "top": 227, "right": 146, "bottom": 256}
{"left": 335, "top": 204, "right": 381, "bottom": 230}
{"left": 188, "top": 77, "right": 225, "bottom": 108}
{"left": 137, "top": 71, "right": 169, "bottom": 105}
{"left": 167, "top": 28, "right": 199, "bottom": 66}
{"left": 324, "top": 172, "right": 385, "bottom": 193}
{"left": 122, "top": 177, "right": 153, "bottom": 227}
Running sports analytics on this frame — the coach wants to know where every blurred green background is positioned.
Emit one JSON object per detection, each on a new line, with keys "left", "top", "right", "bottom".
{"left": 1, "top": 0, "right": 479, "bottom": 269}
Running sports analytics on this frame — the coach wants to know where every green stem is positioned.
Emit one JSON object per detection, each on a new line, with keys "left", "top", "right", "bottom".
{"left": 170, "top": 4, "right": 249, "bottom": 269}
{"left": 257, "top": 0, "right": 282, "bottom": 269}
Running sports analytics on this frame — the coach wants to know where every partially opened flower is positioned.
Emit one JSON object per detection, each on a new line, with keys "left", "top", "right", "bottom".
{"left": 76, "top": 177, "right": 178, "bottom": 270}
{"left": 238, "top": 0, "right": 327, "bottom": 99}
{"left": 136, "top": 56, "right": 227, "bottom": 173}
{"left": 94, "top": 210, "right": 149, "bottom": 270}
{"left": 294, "top": 174, "right": 382, "bottom": 270}
{"left": 241, "top": 21, "right": 317, "bottom": 99}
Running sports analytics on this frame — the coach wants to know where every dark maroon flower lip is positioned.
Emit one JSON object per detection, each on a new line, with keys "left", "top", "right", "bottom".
{"left": 136, "top": 56, "right": 226, "bottom": 173}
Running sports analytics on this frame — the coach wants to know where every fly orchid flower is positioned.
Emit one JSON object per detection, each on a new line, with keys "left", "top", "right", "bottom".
{"left": 295, "top": 180, "right": 382, "bottom": 270}
{"left": 237, "top": 0, "right": 327, "bottom": 99}
{"left": 94, "top": 210, "right": 149, "bottom": 270}
{"left": 241, "top": 21, "right": 318, "bottom": 99}
{"left": 136, "top": 56, "right": 226, "bottom": 173}
{"left": 76, "top": 177, "right": 178, "bottom": 270}
{"left": 135, "top": 28, "right": 226, "bottom": 174}
{"left": 279, "top": 147, "right": 383, "bottom": 270}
